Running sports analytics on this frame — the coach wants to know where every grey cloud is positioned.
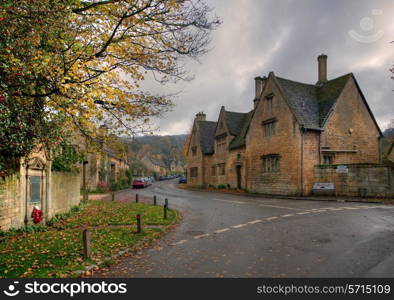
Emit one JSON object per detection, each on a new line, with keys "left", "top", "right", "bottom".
{"left": 141, "top": 0, "right": 394, "bottom": 135}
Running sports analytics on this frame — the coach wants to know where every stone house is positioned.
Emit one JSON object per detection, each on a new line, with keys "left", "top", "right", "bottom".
{"left": 387, "top": 142, "right": 394, "bottom": 164}
{"left": 83, "top": 149, "right": 129, "bottom": 190}
{"left": 186, "top": 55, "right": 384, "bottom": 196}
{"left": 77, "top": 126, "right": 130, "bottom": 190}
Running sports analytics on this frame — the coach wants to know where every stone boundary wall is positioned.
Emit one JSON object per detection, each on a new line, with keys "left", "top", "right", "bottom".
{"left": 0, "top": 172, "right": 81, "bottom": 231}
{"left": 0, "top": 174, "right": 22, "bottom": 230}
{"left": 50, "top": 172, "right": 81, "bottom": 217}
{"left": 313, "top": 164, "right": 394, "bottom": 197}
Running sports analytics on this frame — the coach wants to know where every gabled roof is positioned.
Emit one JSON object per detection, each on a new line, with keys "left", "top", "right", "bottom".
{"left": 224, "top": 111, "right": 249, "bottom": 136}
{"left": 316, "top": 73, "right": 352, "bottom": 126}
{"left": 191, "top": 70, "right": 381, "bottom": 156}
{"left": 275, "top": 73, "right": 352, "bottom": 129}
{"left": 197, "top": 120, "right": 217, "bottom": 154}
{"left": 229, "top": 111, "right": 254, "bottom": 150}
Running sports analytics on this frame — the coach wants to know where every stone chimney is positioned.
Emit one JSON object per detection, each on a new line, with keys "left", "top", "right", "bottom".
{"left": 195, "top": 112, "right": 206, "bottom": 121}
{"left": 254, "top": 76, "right": 267, "bottom": 108}
{"left": 317, "top": 54, "right": 328, "bottom": 84}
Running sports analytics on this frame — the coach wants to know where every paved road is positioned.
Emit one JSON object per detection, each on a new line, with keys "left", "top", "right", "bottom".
{"left": 97, "top": 180, "right": 394, "bottom": 278}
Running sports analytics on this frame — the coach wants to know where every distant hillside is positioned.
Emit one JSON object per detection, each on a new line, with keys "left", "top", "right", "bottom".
{"left": 122, "top": 135, "right": 187, "bottom": 174}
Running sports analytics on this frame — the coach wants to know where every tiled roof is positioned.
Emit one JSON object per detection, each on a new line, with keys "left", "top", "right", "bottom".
{"left": 316, "top": 73, "right": 352, "bottom": 126}
{"left": 195, "top": 72, "right": 353, "bottom": 154}
{"left": 276, "top": 73, "right": 351, "bottom": 129}
{"left": 229, "top": 111, "right": 254, "bottom": 150}
{"left": 224, "top": 111, "right": 248, "bottom": 136}
{"left": 198, "top": 120, "right": 217, "bottom": 154}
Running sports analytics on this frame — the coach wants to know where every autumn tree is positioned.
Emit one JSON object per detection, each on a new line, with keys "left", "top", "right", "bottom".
{"left": 0, "top": 0, "right": 219, "bottom": 172}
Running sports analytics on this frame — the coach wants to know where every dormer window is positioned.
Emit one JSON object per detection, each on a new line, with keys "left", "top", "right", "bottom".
{"left": 216, "top": 133, "right": 227, "bottom": 151}
{"left": 191, "top": 146, "right": 197, "bottom": 156}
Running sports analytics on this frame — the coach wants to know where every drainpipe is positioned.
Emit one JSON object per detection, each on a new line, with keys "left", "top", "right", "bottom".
{"left": 41, "top": 168, "right": 44, "bottom": 220}
{"left": 318, "top": 132, "right": 322, "bottom": 164}
{"left": 300, "top": 126, "right": 305, "bottom": 196}
{"left": 201, "top": 155, "right": 205, "bottom": 187}
{"left": 24, "top": 165, "right": 29, "bottom": 226}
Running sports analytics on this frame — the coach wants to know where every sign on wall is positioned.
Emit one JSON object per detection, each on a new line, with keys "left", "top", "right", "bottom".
{"left": 336, "top": 165, "right": 348, "bottom": 174}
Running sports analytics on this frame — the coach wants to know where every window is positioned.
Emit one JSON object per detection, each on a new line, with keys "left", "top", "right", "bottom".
{"left": 323, "top": 155, "right": 334, "bottom": 165}
{"left": 30, "top": 176, "right": 41, "bottom": 203}
{"left": 216, "top": 134, "right": 227, "bottom": 151}
{"left": 191, "top": 146, "right": 197, "bottom": 156}
{"left": 292, "top": 116, "right": 297, "bottom": 136}
{"left": 218, "top": 163, "right": 226, "bottom": 176}
{"left": 262, "top": 155, "right": 280, "bottom": 173}
{"left": 190, "top": 167, "right": 198, "bottom": 177}
{"left": 265, "top": 94, "right": 274, "bottom": 113}
{"left": 262, "top": 119, "right": 277, "bottom": 137}
{"left": 211, "top": 166, "right": 216, "bottom": 176}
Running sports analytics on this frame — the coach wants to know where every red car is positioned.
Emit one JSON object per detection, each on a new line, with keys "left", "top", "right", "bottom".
{"left": 132, "top": 178, "right": 146, "bottom": 189}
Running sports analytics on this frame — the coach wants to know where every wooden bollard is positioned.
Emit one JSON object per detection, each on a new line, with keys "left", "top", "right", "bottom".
{"left": 111, "top": 192, "right": 115, "bottom": 201}
{"left": 136, "top": 214, "right": 142, "bottom": 233}
{"left": 163, "top": 198, "right": 168, "bottom": 219}
{"left": 83, "top": 229, "right": 91, "bottom": 258}
{"left": 153, "top": 195, "right": 157, "bottom": 206}
{"left": 136, "top": 193, "right": 139, "bottom": 203}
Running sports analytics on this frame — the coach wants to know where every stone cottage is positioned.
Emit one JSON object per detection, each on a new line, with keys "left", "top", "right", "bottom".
{"left": 186, "top": 55, "right": 385, "bottom": 196}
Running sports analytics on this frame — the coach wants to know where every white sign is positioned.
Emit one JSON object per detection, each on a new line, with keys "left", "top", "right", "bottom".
{"left": 336, "top": 165, "right": 348, "bottom": 174}
{"left": 313, "top": 183, "right": 334, "bottom": 190}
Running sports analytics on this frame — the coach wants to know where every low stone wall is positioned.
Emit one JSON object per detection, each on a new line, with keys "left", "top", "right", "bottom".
{"left": 313, "top": 164, "right": 394, "bottom": 197}
{"left": 49, "top": 172, "right": 81, "bottom": 218}
{"left": 0, "top": 171, "right": 81, "bottom": 231}
{"left": 0, "top": 174, "right": 22, "bottom": 230}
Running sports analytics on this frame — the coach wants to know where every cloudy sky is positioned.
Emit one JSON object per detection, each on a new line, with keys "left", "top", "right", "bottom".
{"left": 143, "top": 0, "right": 394, "bottom": 135}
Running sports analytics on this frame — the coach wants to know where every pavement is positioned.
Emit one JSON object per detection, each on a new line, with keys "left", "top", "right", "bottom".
{"left": 95, "top": 180, "right": 394, "bottom": 278}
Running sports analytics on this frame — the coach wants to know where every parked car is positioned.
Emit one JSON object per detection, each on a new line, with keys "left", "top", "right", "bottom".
{"left": 178, "top": 176, "right": 187, "bottom": 184}
{"left": 132, "top": 178, "right": 146, "bottom": 189}
{"left": 143, "top": 177, "right": 153, "bottom": 186}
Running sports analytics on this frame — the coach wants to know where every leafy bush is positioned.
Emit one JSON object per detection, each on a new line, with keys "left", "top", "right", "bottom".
{"left": 217, "top": 184, "right": 226, "bottom": 189}
{"left": 96, "top": 180, "right": 109, "bottom": 193}
{"left": 0, "top": 224, "right": 48, "bottom": 237}
{"left": 51, "top": 140, "right": 85, "bottom": 173}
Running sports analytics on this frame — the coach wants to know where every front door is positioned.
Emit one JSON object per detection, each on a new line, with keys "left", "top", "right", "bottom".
{"left": 236, "top": 165, "right": 242, "bottom": 189}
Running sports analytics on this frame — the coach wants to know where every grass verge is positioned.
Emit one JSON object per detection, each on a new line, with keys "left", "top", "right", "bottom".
{"left": 0, "top": 200, "right": 178, "bottom": 278}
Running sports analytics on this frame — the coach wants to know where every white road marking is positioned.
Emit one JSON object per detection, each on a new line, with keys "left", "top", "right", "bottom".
{"left": 248, "top": 219, "right": 262, "bottom": 224}
{"left": 281, "top": 214, "right": 293, "bottom": 217}
{"left": 213, "top": 198, "right": 245, "bottom": 204}
{"left": 266, "top": 216, "right": 279, "bottom": 221}
{"left": 327, "top": 208, "right": 343, "bottom": 211}
{"left": 194, "top": 233, "right": 210, "bottom": 239}
{"left": 258, "top": 204, "right": 305, "bottom": 211}
{"left": 215, "top": 228, "right": 230, "bottom": 234}
{"left": 232, "top": 224, "right": 248, "bottom": 228}
{"left": 296, "top": 212, "right": 311, "bottom": 215}
{"left": 343, "top": 207, "right": 360, "bottom": 210}
{"left": 311, "top": 210, "right": 326, "bottom": 212}
{"left": 171, "top": 239, "right": 188, "bottom": 246}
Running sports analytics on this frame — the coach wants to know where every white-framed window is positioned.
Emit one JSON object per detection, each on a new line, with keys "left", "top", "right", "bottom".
{"left": 262, "top": 155, "right": 280, "bottom": 173}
